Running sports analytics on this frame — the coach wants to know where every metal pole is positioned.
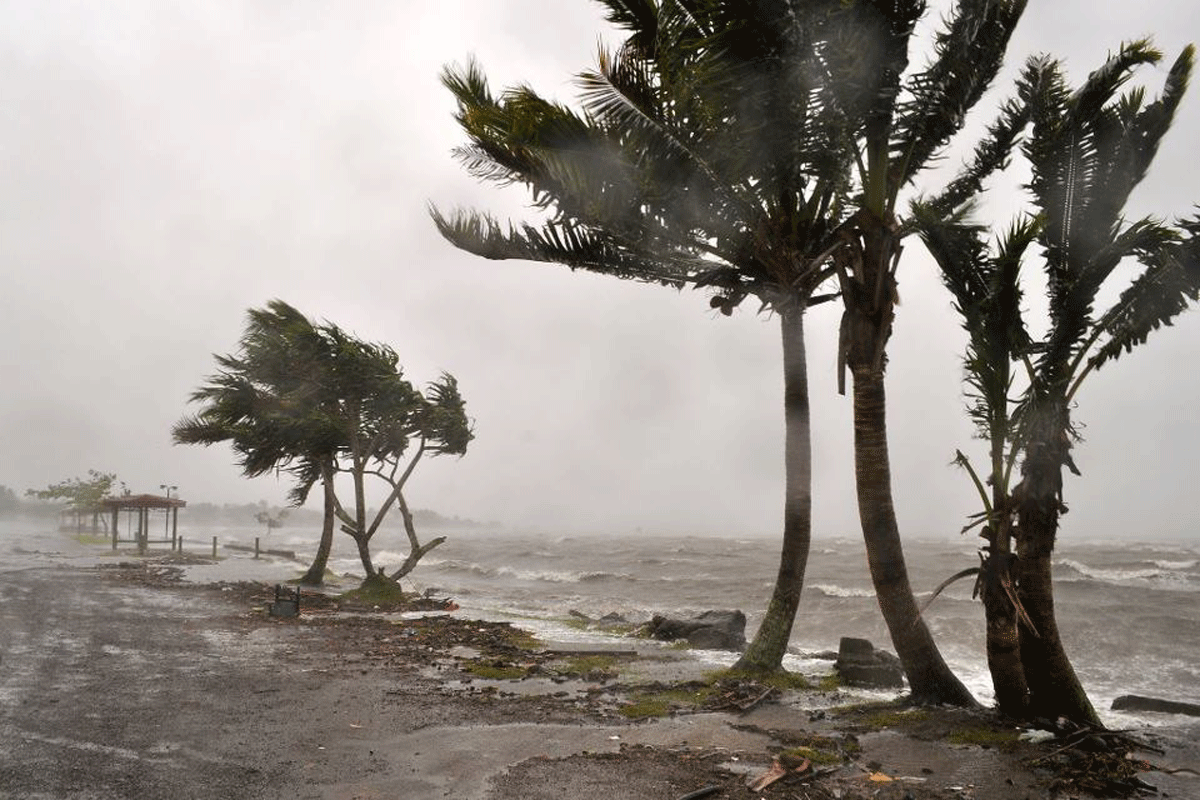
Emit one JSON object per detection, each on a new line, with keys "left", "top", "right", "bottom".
{"left": 255, "top": 537, "right": 260, "bottom": 559}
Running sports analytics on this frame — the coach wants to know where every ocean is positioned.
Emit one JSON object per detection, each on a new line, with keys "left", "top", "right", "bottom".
{"left": 3, "top": 516, "right": 1197, "bottom": 730}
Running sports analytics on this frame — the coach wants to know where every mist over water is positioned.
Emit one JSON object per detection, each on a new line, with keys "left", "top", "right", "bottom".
{"left": 3, "top": 516, "right": 1197, "bottom": 730}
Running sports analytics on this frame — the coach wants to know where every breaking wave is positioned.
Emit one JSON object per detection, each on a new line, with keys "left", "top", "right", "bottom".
{"left": 808, "top": 583, "right": 875, "bottom": 599}
{"left": 1056, "top": 558, "right": 1200, "bottom": 591}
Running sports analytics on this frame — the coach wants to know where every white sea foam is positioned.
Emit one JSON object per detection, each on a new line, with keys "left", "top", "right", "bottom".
{"left": 1150, "top": 559, "right": 1198, "bottom": 571}
{"left": 809, "top": 583, "right": 875, "bottom": 599}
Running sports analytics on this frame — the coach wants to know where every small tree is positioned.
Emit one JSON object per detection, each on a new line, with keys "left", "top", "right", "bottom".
{"left": 176, "top": 301, "right": 473, "bottom": 586}
{"left": 27, "top": 469, "right": 121, "bottom": 531}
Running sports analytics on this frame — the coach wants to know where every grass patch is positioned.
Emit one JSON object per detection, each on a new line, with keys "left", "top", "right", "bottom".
{"left": 338, "top": 574, "right": 408, "bottom": 607}
{"left": 619, "top": 685, "right": 716, "bottom": 719}
{"left": 781, "top": 745, "right": 844, "bottom": 766}
{"left": 817, "top": 673, "right": 841, "bottom": 691}
{"left": 619, "top": 697, "right": 672, "bottom": 719}
{"left": 946, "top": 726, "right": 1021, "bottom": 750}
{"left": 552, "top": 654, "right": 621, "bottom": 679}
{"left": 864, "top": 708, "right": 930, "bottom": 729}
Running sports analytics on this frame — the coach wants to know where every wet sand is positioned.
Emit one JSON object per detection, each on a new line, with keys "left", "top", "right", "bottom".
{"left": 1, "top": 558, "right": 1196, "bottom": 799}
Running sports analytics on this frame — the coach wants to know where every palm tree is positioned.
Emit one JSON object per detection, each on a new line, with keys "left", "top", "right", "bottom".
{"left": 918, "top": 41, "right": 1199, "bottom": 723}
{"left": 434, "top": 1, "right": 1019, "bottom": 699}
{"left": 1010, "top": 40, "right": 1196, "bottom": 725}
{"left": 174, "top": 300, "right": 342, "bottom": 586}
{"left": 434, "top": 2, "right": 848, "bottom": 675}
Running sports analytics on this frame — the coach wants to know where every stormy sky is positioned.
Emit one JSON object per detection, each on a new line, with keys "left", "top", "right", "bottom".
{"left": 2, "top": 1, "right": 1198, "bottom": 541}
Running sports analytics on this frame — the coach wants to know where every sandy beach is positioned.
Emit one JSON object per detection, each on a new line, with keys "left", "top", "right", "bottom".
{"left": 2, "top": 554, "right": 1198, "bottom": 800}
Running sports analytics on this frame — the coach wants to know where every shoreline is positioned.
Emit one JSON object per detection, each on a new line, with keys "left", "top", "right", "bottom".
{"left": 1, "top": 554, "right": 1198, "bottom": 798}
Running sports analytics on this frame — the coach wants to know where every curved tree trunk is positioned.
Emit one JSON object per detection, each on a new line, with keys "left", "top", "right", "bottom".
{"left": 353, "top": 533, "right": 376, "bottom": 579}
{"left": 298, "top": 465, "right": 337, "bottom": 586}
{"left": 389, "top": 492, "right": 447, "bottom": 582}
{"left": 734, "top": 307, "right": 813, "bottom": 674}
{"left": 1010, "top": 411, "right": 1100, "bottom": 726}
{"left": 1014, "top": 458, "right": 1100, "bottom": 725}
{"left": 851, "top": 366, "right": 976, "bottom": 706}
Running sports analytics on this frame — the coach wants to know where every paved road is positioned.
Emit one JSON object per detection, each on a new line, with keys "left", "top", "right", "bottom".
{"left": 0, "top": 566, "right": 308, "bottom": 799}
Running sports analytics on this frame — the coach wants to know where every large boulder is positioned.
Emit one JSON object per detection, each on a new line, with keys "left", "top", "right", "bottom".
{"left": 645, "top": 610, "right": 746, "bottom": 651}
{"left": 834, "top": 637, "right": 904, "bottom": 689}
{"left": 1111, "top": 695, "right": 1200, "bottom": 717}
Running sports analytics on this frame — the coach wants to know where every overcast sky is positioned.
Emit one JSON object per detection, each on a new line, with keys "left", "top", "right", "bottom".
{"left": 2, "top": 1, "right": 1198, "bottom": 542}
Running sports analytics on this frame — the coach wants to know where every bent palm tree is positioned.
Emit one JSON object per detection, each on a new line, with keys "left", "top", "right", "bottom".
{"left": 918, "top": 41, "right": 1200, "bottom": 723}
{"left": 173, "top": 300, "right": 341, "bottom": 586}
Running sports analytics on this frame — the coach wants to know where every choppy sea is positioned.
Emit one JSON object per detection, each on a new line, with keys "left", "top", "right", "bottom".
{"left": 3, "top": 517, "right": 1197, "bottom": 730}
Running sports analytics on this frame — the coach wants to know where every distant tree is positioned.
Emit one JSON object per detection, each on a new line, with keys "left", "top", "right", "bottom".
{"left": 174, "top": 301, "right": 340, "bottom": 585}
{"left": 0, "top": 484, "right": 19, "bottom": 514}
{"left": 176, "top": 300, "right": 473, "bottom": 585}
{"left": 254, "top": 506, "right": 289, "bottom": 533}
{"left": 27, "top": 469, "right": 121, "bottom": 530}
{"left": 316, "top": 324, "right": 474, "bottom": 581}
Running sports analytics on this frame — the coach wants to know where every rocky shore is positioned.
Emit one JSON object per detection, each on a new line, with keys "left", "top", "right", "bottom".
{"left": 1, "top": 558, "right": 1197, "bottom": 799}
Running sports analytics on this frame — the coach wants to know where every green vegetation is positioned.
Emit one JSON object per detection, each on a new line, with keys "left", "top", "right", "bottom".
{"left": 946, "top": 726, "right": 1021, "bottom": 750}
{"left": 338, "top": 573, "right": 409, "bottom": 608}
{"left": 863, "top": 708, "right": 931, "bottom": 730}
{"left": 816, "top": 673, "right": 841, "bottom": 692}
{"left": 781, "top": 746, "right": 843, "bottom": 767}
{"left": 553, "top": 655, "right": 621, "bottom": 679}
{"left": 618, "top": 685, "right": 716, "bottom": 719}
{"left": 174, "top": 300, "right": 473, "bottom": 587}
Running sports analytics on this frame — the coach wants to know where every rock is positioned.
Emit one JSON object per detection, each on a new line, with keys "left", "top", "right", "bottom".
{"left": 834, "top": 637, "right": 904, "bottom": 689}
{"left": 1111, "top": 695, "right": 1200, "bottom": 717}
{"left": 645, "top": 610, "right": 746, "bottom": 651}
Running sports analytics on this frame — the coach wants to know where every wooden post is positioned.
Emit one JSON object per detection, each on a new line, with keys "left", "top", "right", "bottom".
{"left": 178, "top": 536, "right": 184, "bottom": 554}
{"left": 254, "top": 537, "right": 260, "bottom": 559}
{"left": 171, "top": 507, "right": 178, "bottom": 540}
{"left": 111, "top": 507, "right": 118, "bottom": 550}
{"left": 137, "top": 508, "right": 146, "bottom": 555}
{"left": 211, "top": 536, "right": 218, "bottom": 560}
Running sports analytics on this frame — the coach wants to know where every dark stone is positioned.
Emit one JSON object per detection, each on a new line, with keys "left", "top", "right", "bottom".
{"left": 645, "top": 610, "right": 746, "bottom": 651}
{"left": 834, "top": 636, "right": 904, "bottom": 689}
{"left": 1111, "top": 695, "right": 1200, "bottom": 717}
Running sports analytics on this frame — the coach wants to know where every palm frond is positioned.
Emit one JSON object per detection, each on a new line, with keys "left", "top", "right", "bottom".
{"left": 1088, "top": 214, "right": 1200, "bottom": 368}
{"left": 893, "top": 0, "right": 1027, "bottom": 188}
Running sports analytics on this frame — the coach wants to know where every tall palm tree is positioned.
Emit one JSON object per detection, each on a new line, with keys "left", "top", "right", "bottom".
{"left": 434, "top": 1, "right": 1019, "bottom": 701}
{"left": 434, "top": 2, "right": 850, "bottom": 675}
{"left": 917, "top": 41, "right": 1199, "bottom": 723}
{"left": 173, "top": 300, "right": 342, "bottom": 586}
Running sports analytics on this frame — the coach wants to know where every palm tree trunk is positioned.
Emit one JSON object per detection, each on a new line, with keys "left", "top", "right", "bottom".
{"left": 298, "top": 465, "right": 337, "bottom": 586}
{"left": 734, "top": 307, "right": 812, "bottom": 674}
{"left": 1015, "top": 495, "right": 1100, "bottom": 725}
{"left": 851, "top": 365, "right": 976, "bottom": 706}
{"left": 981, "top": 546, "right": 1028, "bottom": 716}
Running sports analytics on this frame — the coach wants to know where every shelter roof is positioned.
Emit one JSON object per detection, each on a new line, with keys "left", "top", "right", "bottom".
{"left": 101, "top": 494, "right": 187, "bottom": 510}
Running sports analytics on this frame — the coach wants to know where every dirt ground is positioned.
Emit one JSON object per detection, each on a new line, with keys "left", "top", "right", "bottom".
{"left": 1, "top": 560, "right": 1196, "bottom": 800}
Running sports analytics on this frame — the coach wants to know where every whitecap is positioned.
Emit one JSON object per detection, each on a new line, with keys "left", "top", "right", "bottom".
{"left": 809, "top": 583, "right": 875, "bottom": 598}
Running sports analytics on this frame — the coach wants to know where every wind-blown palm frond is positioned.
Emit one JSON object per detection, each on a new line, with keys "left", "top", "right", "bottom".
{"left": 1086, "top": 214, "right": 1200, "bottom": 370}
{"left": 892, "top": 0, "right": 1027, "bottom": 191}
